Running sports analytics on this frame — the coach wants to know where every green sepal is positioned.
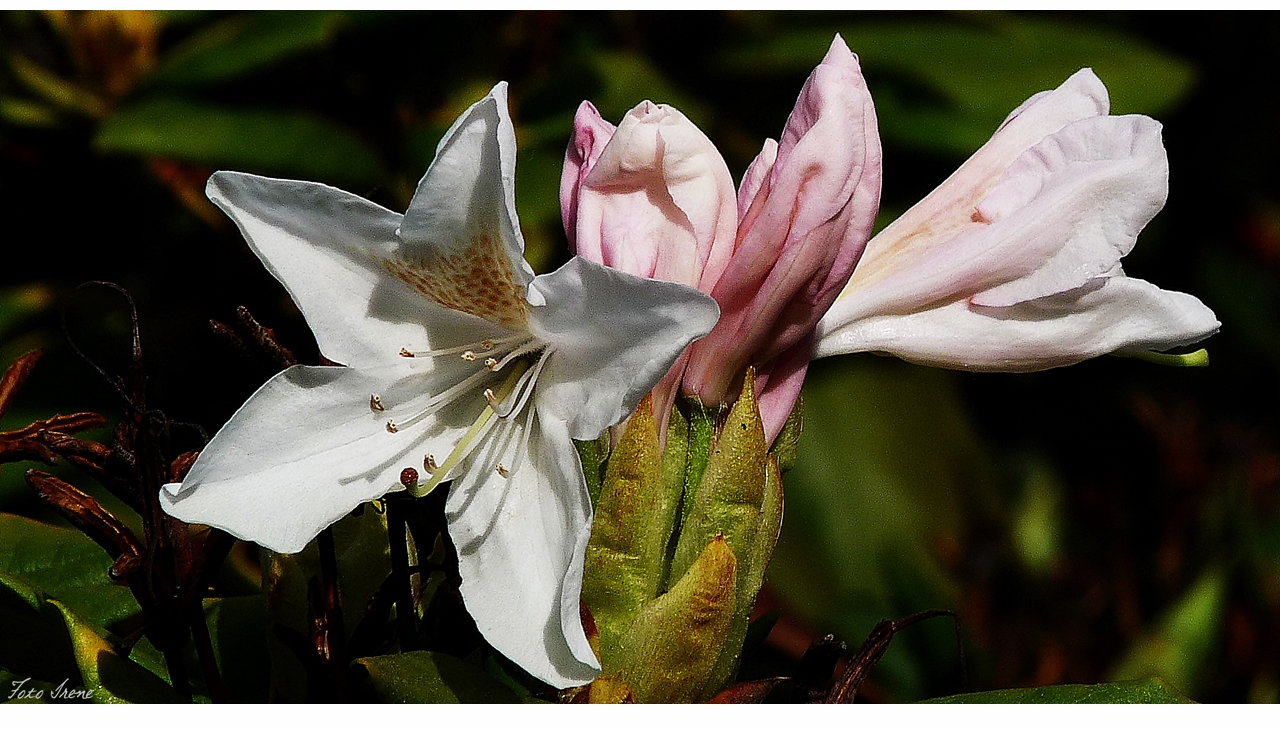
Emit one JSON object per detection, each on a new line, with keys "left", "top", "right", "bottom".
{"left": 678, "top": 395, "right": 717, "bottom": 546}
{"left": 701, "top": 453, "right": 785, "bottom": 699}
{"left": 657, "top": 403, "right": 689, "bottom": 592}
{"left": 925, "top": 677, "right": 1193, "bottom": 704}
{"left": 574, "top": 431, "right": 610, "bottom": 508}
{"left": 581, "top": 395, "right": 685, "bottom": 667}
{"left": 352, "top": 651, "right": 520, "bottom": 703}
{"left": 611, "top": 535, "right": 738, "bottom": 703}
{"left": 670, "top": 374, "right": 768, "bottom": 590}
{"left": 1120, "top": 348, "right": 1210, "bottom": 367}
{"left": 771, "top": 394, "right": 804, "bottom": 473}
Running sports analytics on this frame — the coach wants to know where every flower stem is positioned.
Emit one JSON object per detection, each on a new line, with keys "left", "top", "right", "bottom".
{"left": 386, "top": 497, "right": 418, "bottom": 651}
{"left": 189, "top": 601, "right": 228, "bottom": 703}
{"left": 317, "top": 526, "right": 350, "bottom": 701}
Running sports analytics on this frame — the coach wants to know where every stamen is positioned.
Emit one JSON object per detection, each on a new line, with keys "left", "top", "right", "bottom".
{"left": 400, "top": 333, "right": 528, "bottom": 360}
{"left": 497, "top": 463, "right": 510, "bottom": 478}
{"left": 490, "top": 339, "right": 545, "bottom": 372}
{"left": 497, "top": 397, "right": 538, "bottom": 484}
{"left": 484, "top": 388, "right": 500, "bottom": 409}
{"left": 370, "top": 394, "right": 385, "bottom": 412}
{"left": 407, "top": 358, "right": 531, "bottom": 498}
{"left": 389, "top": 364, "right": 503, "bottom": 432}
{"left": 386, "top": 420, "right": 399, "bottom": 433}
{"left": 462, "top": 351, "right": 477, "bottom": 362}
{"left": 490, "top": 348, "right": 550, "bottom": 422}
{"left": 485, "top": 357, "right": 498, "bottom": 369}
{"left": 424, "top": 454, "right": 438, "bottom": 474}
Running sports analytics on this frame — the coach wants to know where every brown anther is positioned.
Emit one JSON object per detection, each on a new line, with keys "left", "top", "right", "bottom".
{"left": 423, "top": 454, "right": 438, "bottom": 474}
{"left": 496, "top": 463, "right": 510, "bottom": 478}
{"left": 481, "top": 339, "right": 495, "bottom": 350}
{"left": 400, "top": 467, "right": 419, "bottom": 488}
{"left": 370, "top": 394, "right": 385, "bottom": 412}
{"left": 461, "top": 351, "right": 477, "bottom": 362}
{"left": 485, "top": 357, "right": 498, "bottom": 370}
{"left": 399, "top": 348, "right": 415, "bottom": 358}
{"left": 386, "top": 420, "right": 399, "bottom": 433}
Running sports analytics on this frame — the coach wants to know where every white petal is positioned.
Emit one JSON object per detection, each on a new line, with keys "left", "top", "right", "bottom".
{"left": 970, "top": 114, "right": 1168, "bottom": 306}
{"left": 833, "top": 69, "right": 1111, "bottom": 322}
{"left": 527, "top": 257, "right": 720, "bottom": 440}
{"left": 398, "top": 82, "right": 535, "bottom": 296}
{"left": 814, "top": 275, "right": 1220, "bottom": 371}
{"left": 206, "top": 171, "right": 502, "bottom": 368}
{"left": 992, "top": 68, "right": 1109, "bottom": 151}
{"left": 446, "top": 414, "right": 599, "bottom": 688}
{"left": 828, "top": 116, "right": 1166, "bottom": 326}
{"left": 161, "top": 361, "right": 494, "bottom": 553}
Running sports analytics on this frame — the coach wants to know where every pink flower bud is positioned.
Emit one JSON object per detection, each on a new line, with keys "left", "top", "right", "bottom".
{"left": 560, "top": 100, "right": 738, "bottom": 290}
{"left": 683, "top": 35, "right": 883, "bottom": 441}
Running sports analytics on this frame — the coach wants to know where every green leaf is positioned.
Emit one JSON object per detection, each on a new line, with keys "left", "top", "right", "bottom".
{"left": 0, "top": 283, "right": 55, "bottom": 343}
{"left": 7, "top": 53, "right": 107, "bottom": 117}
{"left": 0, "top": 574, "right": 80, "bottom": 685}
{"left": 96, "top": 99, "right": 385, "bottom": 188}
{"left": 353, "top": 651, "right": 519, "bottom": 703}
{"left": 147, "top": 11, "right": 348, "bottom": 88}
{"left": 48, "top": 600, "right": 187, "bottom": 703}
{"left": 0, "top": 513, "right": 140, "bottom": 630}
{"left": 0, "top": 96, "right": 61, "bottom": 127}
{"left": 582, "top": 396, "right": 684, "bottom": 668}
{"left": 0, "top": 670, "right": 61, "bottom": 703}
{"left": 1108, "top": 567, "right": 1226, "bottom": 700}
{"left": 927, "top": 678, "right": 1193, "bottom": 704}
{"left": 204, "top": 595, "right": 269, "bottom": 702}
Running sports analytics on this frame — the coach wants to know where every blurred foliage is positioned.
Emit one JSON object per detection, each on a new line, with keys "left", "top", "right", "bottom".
{"left": 1, "top": 9, "right": 1278, "bottom": 703}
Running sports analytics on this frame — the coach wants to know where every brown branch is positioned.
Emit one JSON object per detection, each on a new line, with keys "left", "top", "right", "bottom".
{"left": 236, "top": 306, "right": 297, "bottom": 368}
{"left": 825, "top": 609, "right": 959, "bottom": 704}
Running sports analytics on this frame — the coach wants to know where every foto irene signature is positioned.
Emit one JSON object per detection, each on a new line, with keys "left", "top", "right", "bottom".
{"left": 8, "top": 677, "right": 95, "bottom": 701}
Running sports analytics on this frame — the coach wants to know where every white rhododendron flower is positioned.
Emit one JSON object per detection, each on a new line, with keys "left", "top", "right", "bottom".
{"left": 815, "top": 69, "right": 1218, "bottom": 370}
{"left": 160, "top": 82, "right": 719, "bottom": 688}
